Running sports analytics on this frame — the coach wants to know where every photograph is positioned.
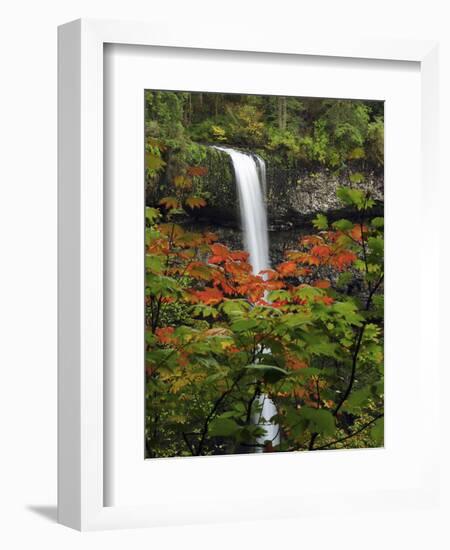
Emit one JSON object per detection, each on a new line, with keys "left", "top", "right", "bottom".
{"left": 144, "top": 90, "right": 384, "bottom": 458}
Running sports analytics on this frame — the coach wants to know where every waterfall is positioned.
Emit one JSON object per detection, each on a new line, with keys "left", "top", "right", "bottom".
{"left": 213, "top": 146, "right": 280, "bottom": 451}
{"left": 214, "top": 147, "right": 270, "bottom": 276}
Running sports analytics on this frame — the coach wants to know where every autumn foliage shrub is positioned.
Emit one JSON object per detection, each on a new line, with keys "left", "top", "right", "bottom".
{"left": 145, "top": 170, "right": 384, "bottom": 458}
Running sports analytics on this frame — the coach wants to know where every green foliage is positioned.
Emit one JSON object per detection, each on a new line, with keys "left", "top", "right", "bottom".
{"left": 144, "top": 91, "right": 384, "bottom": 177}
{"left": 312, "top": 213, "right": 328, "bottom": 230}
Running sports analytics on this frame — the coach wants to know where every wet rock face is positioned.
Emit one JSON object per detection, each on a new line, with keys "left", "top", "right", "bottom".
{"left": 198, "top": 148, "right": 384, "bottom": 227}
{"left": 198, "top": 163, "right": 384, "bottom": 229}
{"left": 265, "top": 168, "right": 384, "bottom": 227}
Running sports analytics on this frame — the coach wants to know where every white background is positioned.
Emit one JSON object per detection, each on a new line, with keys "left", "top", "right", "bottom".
{"left": 0, "top": 0, "right": 448, "bottom": 548}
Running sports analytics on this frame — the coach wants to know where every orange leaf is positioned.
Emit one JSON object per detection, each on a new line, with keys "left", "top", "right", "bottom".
{"left": 203, "top": 232, "right": 218, "bottom": 243}
{"left": 313, "top": 279, "right": 331, "bottom": 289}
{"left": 185, "top": 196, "right": 207, "bottom": 209}
{"left": 310, "top": 245, "right": 331, "bottom": 258}
{"left": 192, "top": 287, "right": 224, "bottom": 305}
{"left": 301, "top": 235, "right": 324, "bottom": 246}
{"left": 230, "top": 250, "right": 249, "bottom": 262}
{"left": 259, "top": 269, "right": 279, "bottom": 281}
{"left": 208, "top": 243, "right": 232, "bottom": 264}
{"left": 155, "top": 326, "right": 176, "bottom": 344}
{"left": 286, "top": 354, "right": 309, "bottom": 371}
{"left": 331, "top": 250, "right": 357, "bottom": 270}
{"left": 349, "top": 224, "right": 367, "bottom": 242}
{"left": 186, "top": 165, "right": 208, "bottom": 177}
{"left": 277, "top": 261, "right": 298, "bottom": 277}
{"left": 159, "top": 196, "right": 179, "bottom": 209}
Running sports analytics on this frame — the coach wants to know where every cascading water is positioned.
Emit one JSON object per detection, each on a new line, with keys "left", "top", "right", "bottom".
{"left": 213, "top": 146, "right": 280, "bottom": 451}
{"left": 214, "top": 147, "right": 270, "bottom": 276}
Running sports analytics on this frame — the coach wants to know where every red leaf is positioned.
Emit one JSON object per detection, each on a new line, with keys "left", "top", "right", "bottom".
{"left": 192, "top": 287, "right": 224, "bottom": 305}
{"left": 310, "top": 245, "right": 331, "bottom": 258}
{"left": 277, "top": 261, "right": 297, "bottom": 277}
{"left": 331, "top": 250, "right": 357, "bottom": 270}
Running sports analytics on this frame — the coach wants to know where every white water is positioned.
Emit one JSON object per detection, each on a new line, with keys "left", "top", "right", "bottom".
{"left": 214, "top": 147, "right": 270, "bottom": 276}
{"left": 213, "top": 146, "right": 280, "bottom": 450}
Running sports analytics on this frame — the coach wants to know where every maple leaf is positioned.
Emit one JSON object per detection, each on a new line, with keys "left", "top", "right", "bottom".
{"left": 259, "top": 269, "right": 279, "bottom": 281}
{"left": 277, "top": 261, "right": 298, "bottom": 277}
{"left": 155, "top": 326, "right": 176, "bottom": 344}
{"left": 185, "top": 196, "right": 207, "bottom": 209}
{"left": 186, "top": 165, "right": 208, "bottom": 177}
{"left": 203, "top": 232, "right": 218, "bottom": 243}
{"left": 310, "top": 245, "right": 331, "bottom": 258}
{"left": 301, "top": 235, "right": 324, "bottom": 247}
{"left": 186, "top": 262, "right": 215, "bottom": 281}
{"left": 145, "top": 152, "right": 166, "bottom": 171}
{"left": 146, "top": 137, "right": 166, "bottom": 150}
{"left": 208, "top": 243, "right": 232, "bottom": 264}
{"left": 173, "top": 175, "right": 192, "bottom": 189}
{"left": 192, "top": 287, "right": 224, "bottom": 305}
{"left": 349, "top": 224, "right": 367, "bottom": 242}
{"left": 264, "top": 280, "right": 285, "bottom": 291}
{"left": 285, "top": 354, "right": 308, "bottom": 370}
{"left": 159, "top": 196, "right": 179, "bottom": 210}
{"left": 225, "top": 261, "right": 252, "bottom": 277}
{"left": 231, "top": 251, "right": 250, "bottom": 262}
{"left": 331, "top": 250, "right": 357, "bottom": 270}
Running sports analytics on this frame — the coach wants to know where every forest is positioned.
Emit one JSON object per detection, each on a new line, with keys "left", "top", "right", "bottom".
{"left": 144, "top": 91, "right": 384, "bottom": 458}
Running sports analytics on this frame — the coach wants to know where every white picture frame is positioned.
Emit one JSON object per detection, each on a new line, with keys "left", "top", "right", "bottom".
{"left": 58, "top": 18, "right": 440, "bottom": 531}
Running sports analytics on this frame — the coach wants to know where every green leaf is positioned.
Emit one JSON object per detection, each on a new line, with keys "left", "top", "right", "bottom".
{"left": 336, "top": 271, "right": 353, "bottom": 289}
{"left": 145, "top": 207, "right": 161, "bottom": 224}
{"left": 343, "top": 387, "right": 371, "bottom": 412}
{"left": 333, "top": 301, "right": 363, "bottom": 325}
{"left": 299, "top": 407, "right": 336, "bottom": 437}
{"left": 145, "top": 254, "right": 165, "bottom": 274}
{"left": 145, "top": 153, "right": 166, "bottom": 170}
{"left": 244, "top": 363, "right": 289, "bottom": 384}
{"left": 231, "top": 319, "right": 260, "bottom": 333}
{"left": 336, "top": 187, "right": 372, "bottom": 210}
{"left": 291, "top": 367, "right": 321, "bottom": 379}
{"left": 332, "top": 219, "right": 354, "bottom": 232}
{"left": 145, "top": 152, "right": 166, "bottom": 171}
{"left": 371, "top": 217, "right": 384, "bottom": 229}
{"left": 349, "top": 172, "right": 365, "bottom": 184}
{"left": 145, "top": 331, "right": 156, "bottom": 345}
{"left": 208, "top": 417, "right": 240, "bottom": 437}
{"left": 368, "top": 236, "right": 384, "bottom": 256}
{"left": 221, "top": 299, "right": 251, "bottom": 317}
{"left": 267, "top": 290, "right": 291, "bottom": 302}
{"left": 312, "top": 213, "right": 328, "bottom": 230}
{"left": 370, "top": 417, "right": 384, "bottom": 446}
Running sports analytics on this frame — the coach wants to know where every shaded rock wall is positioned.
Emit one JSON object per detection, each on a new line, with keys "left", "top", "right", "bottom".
{"left": 266, "top": 168, "right": 383, "bottom": 228}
